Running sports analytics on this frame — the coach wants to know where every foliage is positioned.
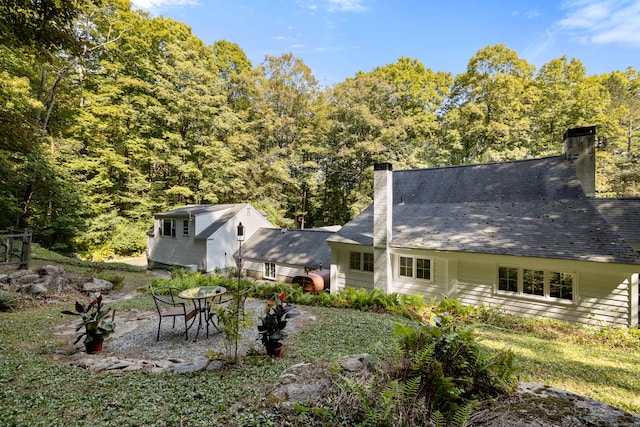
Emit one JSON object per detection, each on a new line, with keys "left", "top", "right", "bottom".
{"left": 214, "top": 285, "right": 254, "bottom": 363}
{"left": 256, "top": 292, "right": 299, "bottom": 349}
{"left": 0, "top": 290, "right": 17, "bottom": 311}
{"left": 149, "top": 270, "right": 241, "bottom": 292}
{"left": 60, "top": 293, "right": 116, "bottom": 345}
{"left": 390, "top": 315, "right": 517, "bottom": 424}
{"left": 2, "top": 0, "right": 638, "bottom": 256}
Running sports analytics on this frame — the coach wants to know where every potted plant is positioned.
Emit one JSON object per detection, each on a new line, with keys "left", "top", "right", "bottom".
{"left": 257, "top": 292, "right": 298, "bottom": 357}
{"left": 62, "top": 293, "right": 116, "bottom": 354}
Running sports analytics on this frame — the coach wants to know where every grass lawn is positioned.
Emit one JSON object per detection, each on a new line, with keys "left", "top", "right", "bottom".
{"left": 1, "top": 253, "right": 639, "bottom": 425}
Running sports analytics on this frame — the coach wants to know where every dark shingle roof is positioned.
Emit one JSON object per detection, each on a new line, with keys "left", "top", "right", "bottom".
{"left": 241, "top": 228, "right": 335, "bottom": 270}
{"left": 329, "top": 157, "right": 640, "bottom": 265}
{"left": 590, "top": 198, "right": 640, "bottom": 245}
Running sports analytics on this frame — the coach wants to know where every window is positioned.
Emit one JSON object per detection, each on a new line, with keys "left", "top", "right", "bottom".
{"left": 550, "top": 272, "right": 573, "bottom": 300}
{"left": 399, "top": 256, "right": 413, "bottom": 277}
{"left": 363, "top": 253, "right": 374, "bottom": 272}
{"left": 497, "top": 266, "right": 575, "bottom": 301}
{"left": 416, "top": 258, "right": 431, "bottom": 280}
{"left": 397, "top": 256, "right": 432, "bottom": 280}
{"left": 264, "top": 262, "right": 276, "bottom": 280}
{"left": 183, "top": 219, "right": 189, "bottom": 236}
{"left": 162, "top": 219, "right": 176, "bottom": 237}
{"left": 498, "top": 267, "right": 518, "bottom": 292}
{"left": 523, "top": 269, "right": 544, "bottom": 296}
{"left": 349, "top": 252, "right": 361, "bottom": 270}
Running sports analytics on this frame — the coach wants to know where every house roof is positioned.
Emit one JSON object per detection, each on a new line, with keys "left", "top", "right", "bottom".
{"left": 194, "top": 204, "right": 246, "bottom": 240}
{"left": 590, "top": 198, "right": 640, "bottom": 245}
{"left": 153, "top": 204, "right": 252, "bottom": 240}
{"left": 240, "top": 228, "right": 337, "bottom": 270}
{"left": 153, "top": 204, "right": 244, "bottom": 218}
{"left": 329, "top": 156, "right": 640, "bottom": 265}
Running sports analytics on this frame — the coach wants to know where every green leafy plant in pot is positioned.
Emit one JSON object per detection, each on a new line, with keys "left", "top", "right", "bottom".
{"left": 62, "top": 293, "right": 116, "bottom": 353}
{"left": 257, "top": 292, "right": 298, "bottom": 357}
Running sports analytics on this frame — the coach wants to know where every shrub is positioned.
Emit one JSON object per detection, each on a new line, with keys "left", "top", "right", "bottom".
{"left": 390, "top": 314, "right": 517, "bottom": 424}
{"left": 0, "top": 290, "right": 17, "bottom": 311}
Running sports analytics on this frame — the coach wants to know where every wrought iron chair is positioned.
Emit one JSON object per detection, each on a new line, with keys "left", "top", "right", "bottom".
{"left": 208, "top": 286, "right": 251, "bottom": 333}
{"left": 152, "top": 286, "right": 197, "bottom": 341}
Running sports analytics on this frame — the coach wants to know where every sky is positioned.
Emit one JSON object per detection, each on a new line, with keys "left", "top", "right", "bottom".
{"left": 129, "top": 0, "right": 640, "bottom": 86}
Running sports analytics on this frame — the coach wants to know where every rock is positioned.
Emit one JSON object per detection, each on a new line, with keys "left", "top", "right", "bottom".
{"left": 269, "top": 362, "right": 334, "bottom": 406}
{"left": 15, "top": 273, "right": 40, "bottom": 285}
{"left": 48, "top": 276, "right": 66, "bottom": 292}
{"left": 82, "top": 278, "right": 114, "bottom": 292}
{"left": 29, "top": 282, "right": 48, "bottom": 295}
{"left": 37, "top": 265, "right": 64, "bottom": 277}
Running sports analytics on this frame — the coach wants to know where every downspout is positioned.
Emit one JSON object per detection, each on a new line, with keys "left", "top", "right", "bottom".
{"left": 373, "top": 163, "right": 393, "bottom": 293}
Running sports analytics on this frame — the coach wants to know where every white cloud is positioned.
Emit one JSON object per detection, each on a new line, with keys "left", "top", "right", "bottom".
{"left": 559, "top": 0, "right": 640, "bottom": 47}
{"left": 327, "top": 0, "right": 367, "bottom": 12}
{"left": 130, "top": 0, "right": 199, "bottom": 13}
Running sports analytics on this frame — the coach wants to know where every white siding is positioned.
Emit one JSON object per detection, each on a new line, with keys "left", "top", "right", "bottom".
{"left": 243, "top": 259, "right": 306, "bottom": 282}
{"left": 329, "top": 244, "right": 638, "bottom": 327}
{"left": 203, "top": 205, "right": 274, "bottom": 273}
{"left": 147, "top": 217, "right": 206, "bottom": 269}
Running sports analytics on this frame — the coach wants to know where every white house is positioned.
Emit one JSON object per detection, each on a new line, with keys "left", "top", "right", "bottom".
{"left": 239, "top": 226, "right": 338, "bottom": 282}
{"left": 147, "top": 204, "right": 274, "bottom": 273}
{"left": 327, "top": 127, "right": 640, "bottom": 327}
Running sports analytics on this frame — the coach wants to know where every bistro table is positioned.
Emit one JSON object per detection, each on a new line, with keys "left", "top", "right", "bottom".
{"left": 178, "top": 286, "right": 227, "bottom": 341}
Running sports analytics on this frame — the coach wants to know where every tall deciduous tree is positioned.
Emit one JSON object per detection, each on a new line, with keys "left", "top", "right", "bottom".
{"left": 446, "top": 44, "right": 537, "bottom": 163}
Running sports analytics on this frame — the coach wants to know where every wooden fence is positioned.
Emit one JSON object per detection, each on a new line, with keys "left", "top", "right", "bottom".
{"left": 0, "top": 229, "right": 32, "bottom": 270}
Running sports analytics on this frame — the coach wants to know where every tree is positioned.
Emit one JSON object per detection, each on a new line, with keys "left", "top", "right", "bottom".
{"left": 445, "top": 44, "right": 537, "bottom": 164}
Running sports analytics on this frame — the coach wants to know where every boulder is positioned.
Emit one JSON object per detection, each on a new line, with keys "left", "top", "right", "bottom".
{"left": 37, "top": 265, "right": 64, "bottom": 278}
{"left": 82, "top": 278, "right": 114, "bottom": 292}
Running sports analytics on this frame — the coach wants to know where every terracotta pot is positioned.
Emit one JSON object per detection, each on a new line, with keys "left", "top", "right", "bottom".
{"left": 85, "top": 339, "right": 104, "bottom": 354}
{"left": 266, "top": 341, "right": 283, "bottom": 358}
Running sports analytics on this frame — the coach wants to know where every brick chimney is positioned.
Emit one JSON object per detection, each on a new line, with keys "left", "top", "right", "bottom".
{"left": 563, "top": 126, "right": 596, "bottom": 197}
{"left": 373, "top": 163, "right": 393, "bottom": 293}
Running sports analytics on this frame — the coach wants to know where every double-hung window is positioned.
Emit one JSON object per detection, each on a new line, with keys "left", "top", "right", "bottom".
{"left": 349, "top": 252, "right": 361, "bottom": 270}
{"left": 363, "top": 253, "right": 374, "bottom": 272}
{"left": 350, "top": 252, "right": 374, "bottom": 272}
{"left": 398, "top": 256, "right": 432, "bottom": 281}
{"left": 264, "top": 262, "right": 276, "bottom": 280}
{"left": 162, "top": 219, "right": 176, "bottom": 237}
{"left": 183, "top": 219, "right": 189, "bottom": 236}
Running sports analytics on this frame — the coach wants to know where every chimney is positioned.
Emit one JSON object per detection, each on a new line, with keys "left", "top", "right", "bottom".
{"left": 373, "top": 163, "right": 393, "bottom": 293}
{"left": 563, "top": 126, "right": 596, "bottom": 197}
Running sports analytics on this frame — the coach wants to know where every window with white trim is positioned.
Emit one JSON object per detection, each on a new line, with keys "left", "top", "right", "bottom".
{"left": 349, "top": 252, "right": 373, "bottom": 272}
{"left": 349, "top": 252, "right": 361, "bottom": 270}
{"left": 497, "top": 266, "right": 575, "bottom": 301}
{"left": 264, "top": 262, "right": 276, "bottom": 280}
{"left": 162, "top": 219, "right": 176, "bottom": 237}
{"left": 398, "top": 256, "right": 432, "bottom": 281}
{"left": 183, "top": 219, "right": 189, "bottom": 236}
{"left": 363, "top": 253, "right": 374, "bottom": 272}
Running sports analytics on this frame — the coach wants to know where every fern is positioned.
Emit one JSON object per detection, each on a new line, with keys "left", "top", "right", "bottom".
{"left": 430, "top": 410, "right": 446, "bottom": 427}
{"left": 451, "top": 400, "right": 479, "bottom": 427}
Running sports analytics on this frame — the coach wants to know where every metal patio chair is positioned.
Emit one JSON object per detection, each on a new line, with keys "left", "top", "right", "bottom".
{"left": 152, "top": 286, "right": 197, "bottom": 341}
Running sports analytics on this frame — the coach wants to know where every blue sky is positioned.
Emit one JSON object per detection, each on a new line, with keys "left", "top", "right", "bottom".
{"left": 130, "top": 0, "right": 640, "bottom": 85}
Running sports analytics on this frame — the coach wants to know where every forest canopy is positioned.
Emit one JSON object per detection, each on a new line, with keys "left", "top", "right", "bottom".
{"left": 1, "top": 0, "right": 638, "bottom": 258}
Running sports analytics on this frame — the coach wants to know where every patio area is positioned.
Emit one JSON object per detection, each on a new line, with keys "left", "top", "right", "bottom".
{"left": 51, "top": 296, "right": 313, "bottom": 372}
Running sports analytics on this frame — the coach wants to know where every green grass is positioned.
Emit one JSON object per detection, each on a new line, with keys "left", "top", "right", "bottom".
{"left": 1, "top": 254, "right": 638, "bottom": 425}
{"left": 478, "top": 327, "right": 640, "bottom": 415}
